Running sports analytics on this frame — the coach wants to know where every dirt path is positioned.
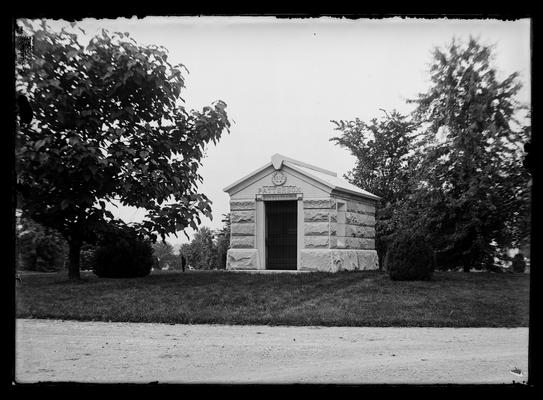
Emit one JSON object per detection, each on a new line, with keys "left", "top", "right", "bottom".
{"left": 15, "top": 319, "right": 528, "bottom": 384}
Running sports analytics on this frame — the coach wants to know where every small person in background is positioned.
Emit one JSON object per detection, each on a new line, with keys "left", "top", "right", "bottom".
{"left": 181, "top": 255, "right": 186, "bottom": 272}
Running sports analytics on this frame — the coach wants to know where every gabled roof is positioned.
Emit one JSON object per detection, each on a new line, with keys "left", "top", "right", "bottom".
{"left": 223, "top": 153, "right": 380, "bottom": 201}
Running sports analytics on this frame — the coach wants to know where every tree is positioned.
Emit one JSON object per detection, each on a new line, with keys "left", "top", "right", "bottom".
{"left": 408, "top": 36, "right": 530, "bottom": 271}
{"left": 16, "top": 212, "right": 67, "bottom": 271}
{"left": 15, "top": 20, "right": 231, "bottom": 280}
{"left": 152, "top": 240, "right": 175, "bottom": 269}
{"left": 330, "top": 110, "right": 418, "bottom": 269}
{"left": 214, "top": 213, "right": 231, "bottom": 269}
{"left": 181, "top": 226, "right": 217, "bottom": 270}
{"left": 330, "top": 37, "right": 530, "bottom": 273}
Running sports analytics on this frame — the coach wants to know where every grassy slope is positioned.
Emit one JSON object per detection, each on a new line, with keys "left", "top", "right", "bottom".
{"left": 15, "top": 270, "right": 530, "bottom": 327}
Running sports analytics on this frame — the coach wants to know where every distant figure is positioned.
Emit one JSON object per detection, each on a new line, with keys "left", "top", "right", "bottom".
{"left": 181, "top": 255, "right": 186, "bottom": 272}
{"left": 512, "top": 253, "right": 526, "bottom": 273}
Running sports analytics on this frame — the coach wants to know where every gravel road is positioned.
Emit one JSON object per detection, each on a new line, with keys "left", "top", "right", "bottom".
{"left": 15, "top": 319, "right": 528, "bottom": 384}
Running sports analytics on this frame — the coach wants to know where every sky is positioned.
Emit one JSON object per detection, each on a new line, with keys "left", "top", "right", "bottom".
{"left": 39, "top": 16, "right": 531, "bottom": 251}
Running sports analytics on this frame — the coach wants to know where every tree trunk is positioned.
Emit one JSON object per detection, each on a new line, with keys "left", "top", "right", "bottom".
{"left": 68, "top": 240, "right": 81, "bottom": 280}
{"left": 462, "top": 264, "right": 470, "bottom": 273}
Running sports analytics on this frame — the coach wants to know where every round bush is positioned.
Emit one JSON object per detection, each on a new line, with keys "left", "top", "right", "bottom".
{"left": 387, "top": 233, "right": 435, "bottom": 281}
{"left": 92, "top": 232, "right": 154, "bottom": 278}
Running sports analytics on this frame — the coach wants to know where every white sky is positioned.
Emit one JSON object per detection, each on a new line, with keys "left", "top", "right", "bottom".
{"left": 41, "top": 16, "right": 531, "bottom": 251}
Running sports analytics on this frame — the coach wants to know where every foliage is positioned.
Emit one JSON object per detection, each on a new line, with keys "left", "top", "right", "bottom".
{"left": 15, "top": 20, "right": 231, "bottom": 279}
{"left": 331, "top": 111, "right": 418, "bottom": 269}
{"left": 214, "top": 213, "right": 231, "bottom": 269}
{"left": 407, "top": 37, "right": 530, "bottom": 271}
{"left": 180, "top": 226, "right": 217, "bottom": 270}
{"left": 79, "top": 244, "right": 96, "bottom": 271}
{"left": 178, "top": 214, "right": 231, "bottom": 270}
{"left": 152, "top": 241, "right": 175, "bottom": 269}
{"left": 92, "top": 227, "right": 154, "bottom": 278}
{"left": 387, "top": 232, "right": 435, "bottom": 281}
{"left": 16, "top": 213, "right": 67, "bottom": 271}
{"left": 331, "top": 36, "right": 530, "bottom": 272}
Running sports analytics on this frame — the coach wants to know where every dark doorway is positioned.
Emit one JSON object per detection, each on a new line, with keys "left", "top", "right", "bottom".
{"left": 265, "top": 200, "right": 297, "bottom": 270}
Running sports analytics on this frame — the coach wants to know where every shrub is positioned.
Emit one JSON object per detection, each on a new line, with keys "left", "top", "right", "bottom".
{"left": 16, "top": 216, "right": 67, "bottom": 271}
{"left": 92, "top": 229, "right": 154, "bottom": 278}
{"left": 80, "top": 244, "right": 97, "bottom": 271}
{"left": 387, "top": 232, "right": 435, "bottom": 281}
{"left": 511, "top": 253, "right": 526, "bottom": 273}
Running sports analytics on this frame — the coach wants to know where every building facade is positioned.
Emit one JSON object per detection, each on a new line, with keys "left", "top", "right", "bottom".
{"left": 223, "top": 154, "right": 380, "bottom": 272}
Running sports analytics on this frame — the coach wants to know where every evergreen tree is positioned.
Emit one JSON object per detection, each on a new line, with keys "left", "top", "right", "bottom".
{"left": 408, "top": 37, "right": 530, "bottom": 271}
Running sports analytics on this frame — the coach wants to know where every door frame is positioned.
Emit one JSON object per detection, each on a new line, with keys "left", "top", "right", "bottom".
{"left": 256, "top": 193, "right": 303, "bottom": 270}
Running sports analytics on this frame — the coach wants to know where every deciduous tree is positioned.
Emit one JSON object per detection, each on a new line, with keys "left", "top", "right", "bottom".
{"left": 152, "top": 241, "right": 175, "bottom": 269}
{"left": 330, "top": 110, "right": 417, "bottom": 269}
{"left": 214, "top": 213, "right": 231, "bottom": 269}
{"left": 15, "top": 20, "right": 231, "bottom": 279}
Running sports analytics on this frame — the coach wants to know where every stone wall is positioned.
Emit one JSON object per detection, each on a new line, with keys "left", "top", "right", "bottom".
{"left": 331, "top": 197, "right": 376, "bottom": 250}
{"left": 227, "top": 200, "right": 257, "bottom": 269}
{"left": 299, "top": 249, "right": 378, "bottom": 272}
{"left": 226, "top": 249, "right": 260, "bottom": 270}
{"left": 227, "top": 196, "right": 379, "bottom": 271}
{"left": 303, "top": 198, "right": 335, "bottom": 249}
{"left": 298, "top": 197, "right": 379, "bottom": 272}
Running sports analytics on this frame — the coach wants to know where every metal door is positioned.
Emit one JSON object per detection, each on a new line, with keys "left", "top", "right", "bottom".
{"left": 265, "top": 200, "right": 297, "bottom": 270}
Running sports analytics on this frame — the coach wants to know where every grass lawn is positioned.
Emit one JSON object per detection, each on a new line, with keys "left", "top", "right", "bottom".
{"left": 15, "top": 270, "right": 529, "bottom": 327}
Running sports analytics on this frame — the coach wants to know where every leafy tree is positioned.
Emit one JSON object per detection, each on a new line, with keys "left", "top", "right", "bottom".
{"left": 408, "top": 36, "right": 530, "bottom": 271}
{"left": 181, "top": 226, "right": 217, "bottom": 270}
{"left": 16, "top": 212, "right": 67, "bottom": 272}
{"left": 79, "top": 244, "right": 96, "bottom": 271}
{"left": 331, "top": 37, "right": 530, "bottom": 273}
{"left": 214, "top": 213, "right": 230, "bottom": 269}
{"left": 330, "top": 111, "right": 418, "bottom": 269}
{"left": 152, "top": 240, "right": 175, "bottom": 269}
{"left": 15, "top": 20, "right": 231, "bottom": 280}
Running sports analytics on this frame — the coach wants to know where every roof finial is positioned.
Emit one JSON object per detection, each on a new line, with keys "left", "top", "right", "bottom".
{"left": 271, "top": 154, "right": 284, "bottom": 170}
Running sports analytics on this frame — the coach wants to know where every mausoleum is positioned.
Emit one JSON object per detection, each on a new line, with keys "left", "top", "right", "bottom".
{"left": 223, "top": 154, "right": 380, "bottom": 272}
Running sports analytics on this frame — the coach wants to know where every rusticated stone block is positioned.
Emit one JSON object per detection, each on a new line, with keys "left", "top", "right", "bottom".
{"left": 329, "top": 222, "right": 337, "bottom": 236}
{"left": 345, "top": 212, "right": 375, "bottom": 226}
{"left": 303, "top": 199, "right": 336, "bottom": 209}
{"left": 304, "top": 222, "right": 329, "bottom": 236}
{"left": 346, "top": 200, "right": 376, "bottom": 215}
{"left": 230, "top": 236, "right": 255, "bottom": 249}
{"left": 299, "top": 250, "right": 332, "bottom": 272}
{"left": 356, "top": 250, "right": 379, "bottom": 270}
{"left": 226, "top": 249, "right": 260, "bottom": 270}
{"left": 230, "top": 200, "right": 256, "bottom": 211}
{"left": 331, "top": 250, "right": 359, "bottom": 272}
{"left": 231, "top": 222, "right": 255, "bottom": 236}
{"left": 343, "top": 237, "right": 375, "bottom": 249}
{"left": 230, "top": 210, "right": 255, "bottom": 223}
{"left": 345, "top": 225, "right": 375, "bottom": 238}
{"left": 304, "top": 210, "right": 329, "bottom": 222}
{"left": 298, "top": 249, "right": 379, "bottom": 272}
{"left": 330, "top": 236, "right": 348, "bottom": 249}
{"left": 329, "top": 210, "right": 337, "bottom": 222}
{"left": 304, "top": 236, "right": 329, "bottom": 248}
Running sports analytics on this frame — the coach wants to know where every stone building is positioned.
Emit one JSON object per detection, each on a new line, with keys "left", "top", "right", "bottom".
{"left": 223, "top": 154, "right": 380, "bottom": 272}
